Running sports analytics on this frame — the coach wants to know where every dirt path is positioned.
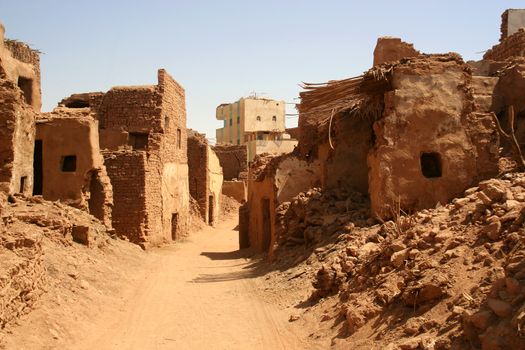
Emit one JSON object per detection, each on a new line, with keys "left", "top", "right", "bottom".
{"left": 73, "top": 218, "right": 306, "bottom": 350}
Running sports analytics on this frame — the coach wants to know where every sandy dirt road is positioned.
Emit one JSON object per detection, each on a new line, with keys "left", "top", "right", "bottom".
{"left": 74, "top": 218, "right": 306, "bottom": 350}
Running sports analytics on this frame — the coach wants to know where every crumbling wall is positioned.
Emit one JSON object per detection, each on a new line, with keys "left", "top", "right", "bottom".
{"left": 36, "top": 110, "right": 113, "bottom": 228}
{"left": 484, "top": 29, "right": 525, "bottom": 61}
{"left": 103, "top": 151, "right": 147, "bottom": 245}
{"left": 188, "top": 131, "right": 209, "bottom": 222}
{"left": 212, "top": 144, "right": 247, "bottom": 180}
{"left": 222, "top": 181, "right": 246, "bottom": 202}
{"left": 318, "top": 113, "right": 373, "bottom": 194}
{"left": 246, "top": 153, "right": 321, "bottom": 253}
{"left": 373, "top": 37, "right": 420, "bottom": 66}
{"left": 187, "top": 130, "right": 223, "bottom": 225}
{"left": 208, "top": 147, "right": 223, "bottom": 225}
{"left": 0, "top": 70, "right": 36, "bottom": 195}
{"left": 368, "top": 56, "right": 498, "bottom": 217}
{"left": 0, "top": 24, "right": 41, "bottom": 111}
{"left": 157, "top": 69, "right": 190, "bottom": 242}
{"left": 97, "top": 69, "right": 190, "bottom": 246}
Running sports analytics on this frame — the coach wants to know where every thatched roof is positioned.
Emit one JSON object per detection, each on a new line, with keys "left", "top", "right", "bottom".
{"left": 298, "top": 65, "right": 393, "bottom": 125}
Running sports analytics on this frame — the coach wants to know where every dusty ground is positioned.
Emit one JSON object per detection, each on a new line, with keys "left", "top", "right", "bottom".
{"left": 2, "top": 214, "right": 318, "bottom": 349}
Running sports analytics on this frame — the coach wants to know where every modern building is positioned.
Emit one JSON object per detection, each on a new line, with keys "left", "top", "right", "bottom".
{"left": 215, "top": 96, "right": 298, "bottom": 161}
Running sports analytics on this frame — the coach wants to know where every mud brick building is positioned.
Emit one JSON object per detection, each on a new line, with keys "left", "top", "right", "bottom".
{"left": 35, "top": 108, "right": 113, "bottom": 228}
{"left": 93, "top": 69, "right": 190, "bottom": 247}
{"left": 0, "top": 24, "right": 40, "bottom": 196}
{"left": 212, "top": 144, "right": 247, "bottom": 202}
{"left": 187, "top": 130, "right": 223, "bottom": 226}
{"left": 244, "top": 45, "right": 501, "bottom": 253}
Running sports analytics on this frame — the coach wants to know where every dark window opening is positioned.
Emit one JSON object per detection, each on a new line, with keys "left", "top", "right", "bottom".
{"left": 17, "top": 77, "right": 33, "bottom": 105}
{"left": 171, "top": 213, "right": 179, "bottom": 240}
{"left": 237, "top": 116, "right": 240, "bottom": 124}
{"left": 256, "top": 116, "right": 261, "bottom": 121}
{"left": 128, "top": 133, "right": 148, "bottom": 150}
{"left": 257, "top": 133, "right": 263, "bottom": 140}
{"left": 61, "top": 155, "right": 77, "bottom": 172}
{"left": 420, "top": 152, "right": 442, "bottom": 178}
{"left": 229, "top": 119, "right": 232, "bottom": 126}
{"left": 33, "top": 140, "right": 43, "bottom": 195}
{"left": 164, "top": 116, "right": 169, "bottom": 129}
{"left": 177, "top": 129, "right": 182, "bottom": 149}
{"left": 19, "top": 176, "right": 27, "bottom": 193}
{"left": 65, "top": 100, "right": 89, "bottom": 108}
{"left": 272, "top": 116, "right": 277, "bottom": 122}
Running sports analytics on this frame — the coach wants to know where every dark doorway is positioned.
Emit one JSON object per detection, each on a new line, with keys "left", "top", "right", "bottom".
{"left": 261, "top": 198, "right": 271, "bottom": 251}
{"left": 33, "top": 140, "right": 43, "bottom": 195}
{"left": 208, "top": 195, "right": 214, "bottom": 225}
{"left": 19, "top": 176, "right": 27, "bottom": 193}
{"left": 88, "top": 172, "right": 105, "bottom": 221}
{"left": 420, "top": 152, "right": 442, "bottom": 178}
{"left": 171, "top": 213, "right": 179, "bottom": 240}
{"left": 17, "top": 77, "right": 33, "bottom": 105}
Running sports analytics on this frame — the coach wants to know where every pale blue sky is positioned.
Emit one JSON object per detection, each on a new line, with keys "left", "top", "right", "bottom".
{"left": 1, "top": 1, "right": 523, "bottom": 140}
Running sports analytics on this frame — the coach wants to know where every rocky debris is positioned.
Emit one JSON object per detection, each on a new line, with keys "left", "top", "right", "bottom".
{"left": 0, "top": 194, "right": 115, "bottom": 329}
{"left": 271, "top": 172, "right": 525, "bottom": 349}
{"left": 220, "top": 194, "right": 241, "bottom": 221}
{"left": 275, "top": 186, "right": 371, "bottom": 249}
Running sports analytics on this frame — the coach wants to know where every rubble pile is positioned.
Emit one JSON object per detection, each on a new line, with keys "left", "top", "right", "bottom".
{"left": 0, "top": 194, "right": 113, "bottom": 329}
{"left": 281, "top": 173, "right": 525, "bottom": 349}
{"left": 273, "top": 174, "right": 525, "bottom": 349}
{"left": 275, "top": 187, "right": 371, "bottom": 248}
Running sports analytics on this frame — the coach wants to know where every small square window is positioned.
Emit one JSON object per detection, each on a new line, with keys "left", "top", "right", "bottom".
{"left": 272, "top": 116, "right": 277, "bottom": 122}
{"left": 256, "top": 116, "right": 261, "bottom": 121}
{"left": 61, "top": 155, "right": 77, "bottom": 172}
{"left": 129, "top": 133, "right": 148, "bottom": 150}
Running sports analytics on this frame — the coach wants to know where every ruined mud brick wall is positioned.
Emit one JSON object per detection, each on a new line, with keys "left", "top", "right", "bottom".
{"left": 103, "top": 151, "right": 147, "bottom": 244}
{"left": 245, "top": 153, "right": 321, "bottom": 253}
{"left": 188, "top": 131, "right": 209, "bottom": 222}
{"left": 368, "top": 55, "right": 499, "bottom": 217}
{"left": 222, "top": 181, "right": 246, "bottom": 202}
{"left": 373, "top": 37, "right": 419, "bottom": 66}
{"left": 58, "top": 92, "right": 105, "bottom": 111}
{"left": 156, "top": 69, "right": 189, "bottom": 240}
{"left": 0, "top": 25, "right": 42, "bottom": 111}
{"left": 0, "top": 233, "right": 45, "bottom": 328}
{"left": 212, "top": 144, "right": 247, "bottom": 180}
{"left": 36, "top": 110, "right": 113, "bottom": 228}
{"left": 0, "top": 71, "right": 36, "bottom": 195}
{"left": 99, "top": 70, "right": 190, "bottom": 245}
{"left": 484, "top": 29, "right": 525, "bottom": 61}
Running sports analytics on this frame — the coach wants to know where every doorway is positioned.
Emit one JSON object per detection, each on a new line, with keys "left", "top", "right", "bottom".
{"left": 261, "top": 198, "right": 271, "bottom": 251}
{"left": 88, "top": 172, "right": 105, "bottom": 221}
{"left": 208, "top": 195, "right": 214, "bottom": 225}
{"left": 33, "top": 140, "right": 43, "bottom": 195}
{"left": 171, "top": 213, "right": 179, "bottom": 240}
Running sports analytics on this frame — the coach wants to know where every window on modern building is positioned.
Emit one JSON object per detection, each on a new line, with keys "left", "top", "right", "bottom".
{"left": 128, "top": 133, "right": 148, "bottom": 150}
{"left": 256, "top": 116, "right": 261, "bottom": 121}
{"left": 177, "top": 128, "right": 182, "bottom": 149}
{"left": 272, "top": 116, "right": 277, "bottom": 122}
{"left": 420, "top": 152, "right": 442, "bottom": 178}
{"left": 61, "top": 155, "right": 77, "bottom": 172}
{"left": 229, "top": 119, "right": 232, "bottom": 126}
{"left": 237, "top": 116, "right": 240, "bottom": 124}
